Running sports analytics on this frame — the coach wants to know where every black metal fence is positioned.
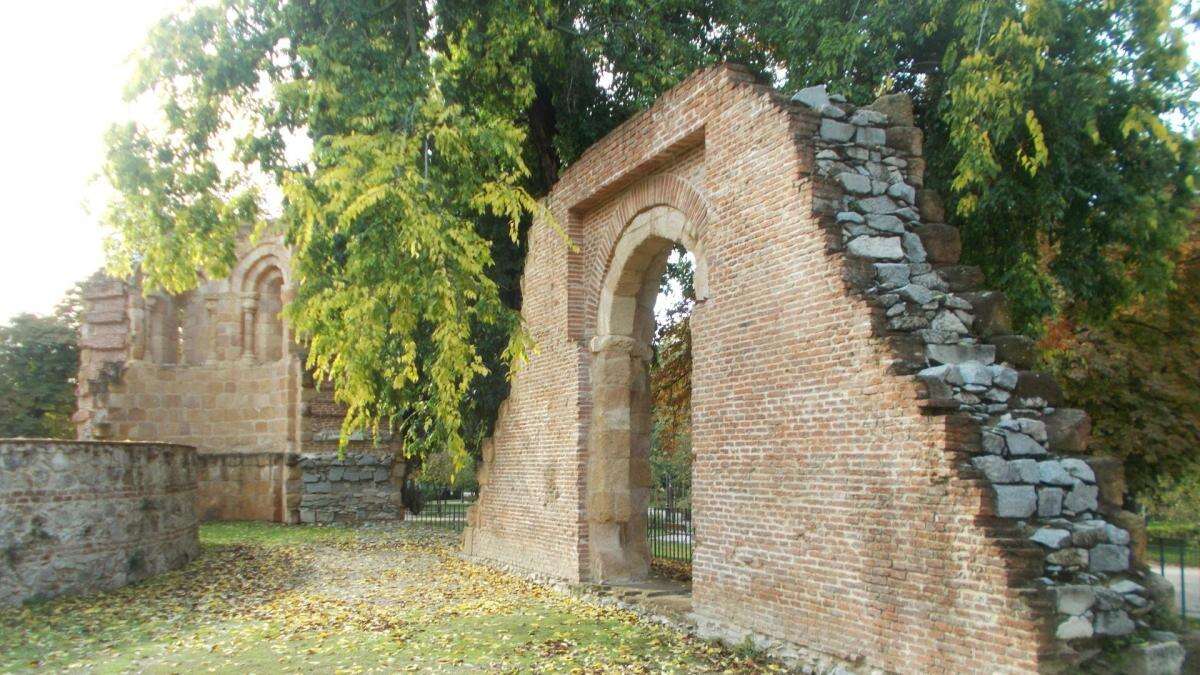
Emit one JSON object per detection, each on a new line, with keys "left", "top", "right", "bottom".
{"left": 648, "top": 480, "right": 693, "bottom": 563}
{"left": 1150, "top": 536, "right": 1194, "bottom": 619}
{"left": 404, "top": 482, "right": 475, "bottom": 529}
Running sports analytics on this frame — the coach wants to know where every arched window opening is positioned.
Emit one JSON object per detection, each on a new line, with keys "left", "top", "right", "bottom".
{"left": 147, "top": 293, "right": 190, "bottom": 365}
{"left": 253, "top": 267, "right": 285, "bottom": 361}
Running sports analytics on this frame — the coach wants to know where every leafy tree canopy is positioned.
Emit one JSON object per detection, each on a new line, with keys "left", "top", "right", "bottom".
{"left": 1045, "top": 220, "right": 1200, "bottom": 498}
{"left": 0, "top": 289, "right": 82, "bottom": 439}
{"left": 103, "top": 0, "right": 1198, "bottom": 469}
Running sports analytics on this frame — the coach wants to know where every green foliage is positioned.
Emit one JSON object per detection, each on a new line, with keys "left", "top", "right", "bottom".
{"left": 755, "top": 0, "right": 1198, "bottom": 331}
{"left": 1044, "top": 223, "right": 1200, "bottom": 499}
{"left": 650, "top": 247, "right": 694, "bottom": 502}
{"left": 415, "top": 450, "right": 478, "bottom": 491}
{"left": 104, "top": 0, "right": 1197, "bottom": 471}
{"left": 0, "top": 290, "right": 82, "bottom": 439}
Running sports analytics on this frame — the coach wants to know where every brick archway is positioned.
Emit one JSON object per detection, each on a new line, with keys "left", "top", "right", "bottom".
{"left": 463, "top": 66, "right": 1165, "bottom": 673}
{"left": 587, "top": 205, "right": 706, "bottom": 582}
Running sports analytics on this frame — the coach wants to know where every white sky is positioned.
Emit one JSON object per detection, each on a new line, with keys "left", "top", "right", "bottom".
{"left": 0, "top": 1, "right": 189, "bottom": 321}
{"left": 0, "top": 5, "right": 1195, "bottom": 322}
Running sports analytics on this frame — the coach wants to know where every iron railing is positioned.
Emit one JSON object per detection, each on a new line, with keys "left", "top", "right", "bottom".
{"left": 648, "top": 479, "right": 693, "bottom": 563}
{"left": 1150, "top": 536, "right": 1194, "bottom": 619}
{"left": 404, "top": 482, "right": 475, "bottom": 529}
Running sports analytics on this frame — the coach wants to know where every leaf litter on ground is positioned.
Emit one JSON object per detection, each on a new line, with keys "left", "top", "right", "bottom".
{"left": 0, "top": 522, "right": 778, "bottom": 673}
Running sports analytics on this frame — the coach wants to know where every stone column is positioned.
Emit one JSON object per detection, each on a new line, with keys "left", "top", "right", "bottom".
{"left": 240, "top": 293, "right": 258, "bottom": 360}
{"left": 586, "top": 334, "right": 653, "bottom": 583}
{"left": 200, "top": 294, "right": 216, "bottom": 362}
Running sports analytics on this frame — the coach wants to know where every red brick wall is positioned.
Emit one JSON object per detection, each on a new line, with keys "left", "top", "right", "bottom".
{"left": 465, "top": 65, "right": 1051, "bottom": 672}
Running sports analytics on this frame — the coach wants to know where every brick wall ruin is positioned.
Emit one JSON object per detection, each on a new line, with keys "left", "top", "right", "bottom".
{"left": 0, "top": 440, "right": 199, "bottom": 606}
{"left": 463, "top": 65, "right": 1179, "bottom": 672}
{"left": 74, "top": 234, "right": 405, "bottom": 524}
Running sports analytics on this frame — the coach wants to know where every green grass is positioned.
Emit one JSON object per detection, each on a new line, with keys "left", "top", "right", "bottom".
{"left": 198, "top": 520, "right": 365, "bottom": 547}
{"left": 0, "top": 521, "right": 774, "bottom": 673}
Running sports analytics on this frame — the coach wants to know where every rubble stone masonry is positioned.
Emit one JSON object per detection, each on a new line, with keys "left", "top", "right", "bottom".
{"left": 0, "top": 440, "right": 199, "bottom": 606}
{"left": 463, "top": 65, "right": 1178, "bottom": 672}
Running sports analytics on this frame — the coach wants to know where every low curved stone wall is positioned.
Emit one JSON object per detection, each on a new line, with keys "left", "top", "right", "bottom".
{"left": 0, "top": 440, "right": 199, "bottom": 605}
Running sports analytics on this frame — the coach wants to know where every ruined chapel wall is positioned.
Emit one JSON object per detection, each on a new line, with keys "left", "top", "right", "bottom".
{"left": 465, "top": 66, "right": 1051, "bottom": 672}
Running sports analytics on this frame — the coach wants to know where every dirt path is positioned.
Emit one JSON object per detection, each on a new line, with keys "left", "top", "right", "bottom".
{"left": 0, "top": 524, "right": 777, "bottom": 674}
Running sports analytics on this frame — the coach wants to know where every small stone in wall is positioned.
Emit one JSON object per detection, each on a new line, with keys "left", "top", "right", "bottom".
{"left": 847, "top": 236, "right": 904, "bottom": 260}
{"left": 1038, "top": 488, "right": 1064, "bottom": 517}
{"left": 1094, "top": 609, "right": 1135, "bottom": 636}
{"left": 1060, "top": 458, "right": 1096, "bottom": 483}
{"left": 820, "top": 118, "right": 855, "bottom": 142}
{"left": 1056, "top": 613, "right": 1094, "bottom": 640}
{"left": 1031, "top": 528, "right": 1072, "bottom": 549}
{"left": 1004, "top": 432, "right": 1047, "bottom": 457}
{"left": 1090, "top": 544, "right": 1130, "bottom": 573}
{"left": 994, "top": 485, "right": 1037, "bottom": 518}
{"left": 1064, "top": 483, "right": 1100, "bottom": 514}
{"left": 1057, "top": 585, "right": 1097, "bottom": 615}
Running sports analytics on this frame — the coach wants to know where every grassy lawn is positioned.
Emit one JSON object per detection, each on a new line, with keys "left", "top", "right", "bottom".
{"left": 0, "top": 522, "right": 774, "bottom": 673}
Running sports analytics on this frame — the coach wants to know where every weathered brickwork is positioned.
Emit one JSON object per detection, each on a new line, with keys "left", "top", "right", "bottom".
{"left": 0, "top": 440, "right": 199, "bottom": 606}
{"left": 75, "top": 234, "right": 404, "bottom": 523}
{"left": 465, "top": 65, "right": 1176, "bottom": 672}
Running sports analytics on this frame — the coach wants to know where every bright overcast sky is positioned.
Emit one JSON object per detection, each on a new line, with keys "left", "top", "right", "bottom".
{"left": 0, "top": 1, "right": 190, "bottom": 321}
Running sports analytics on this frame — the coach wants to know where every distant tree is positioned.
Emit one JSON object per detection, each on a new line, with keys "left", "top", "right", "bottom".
{"left": 650, "top": 247, "right": 694, "bottom": 500}
{"left": 1044, "top": 220, "right": 1200, "bottom": 499}
{"left": 0, "top": 290, "right": 82, "bottom": 438}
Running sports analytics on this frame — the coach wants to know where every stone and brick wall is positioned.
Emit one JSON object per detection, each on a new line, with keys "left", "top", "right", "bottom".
{"left": 296, "top": 453, "right": 404, "bottom": 524}
{"left": 0, "top": 440, "right": 199, "bottom": 606}
{"left": 75, "top": 234, "right": 405, "bottom": 523}
{"left": 464, "top": 65, "right": 1173, "bottom": 672}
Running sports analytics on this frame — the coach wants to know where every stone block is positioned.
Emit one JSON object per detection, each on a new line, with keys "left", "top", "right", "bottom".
{"left": 1056, "top": 614, "right": 1093, "bottom": 640}
{"left": 994, "top": 485, "right": 1036, "bottom": 518}
{"left": 989, "top": 335, "right": 1037, "bottom": 369}
{"left": 959, "top": 291, "right": 1011, "bottom": 337}
{"left": 1004, "top": 431, "right": 1047, "bottom": 457}
{"left": 1012, "top": 371, "right": 1065, "bottom": 407}
{"left": 1093, "top": 609, "right": 1135, "bottom": 636}
{"left": 935, "top": 264, "right": 985, "bottom": 292}
{"left": 1056, "top": 585, "right": 1096, "bottom": 615}
{"left": 1125, "top": 639, "right": 1185, "bottom": 675}
{"left": 926, "top": 343, "right": 996, "bottom": 366}
{"left": 886, "top": 126, "right": 923, "bottom": 155}
{"left": 863, "top": 93, "right": 914, "bottom": 125}
{"left": 1059, "top": 458, "right": 1095, "bottom": 483}
{"left": 1038, "top": 488, "right": 1064, "bottom": 517}
{"left": 914, "top": 223, "right": 961, "bottom": 264}
{"left": 820, "top": 118, "right": 855, "bottom": 142}
{"left": 1031, "top": 528, "right": 1071, "bottom": 549}
{"left": 847, "top": 236, "right": 904, "bottom": 261}
{"left": 1044, "top": 408, "right": 1091, "bottom": 454}
{"left": 1064, "top": 484, "right": 1099, "bottom": 514}
{"left": 1089, "top": 544, "right": 1130, "bottom": 573}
